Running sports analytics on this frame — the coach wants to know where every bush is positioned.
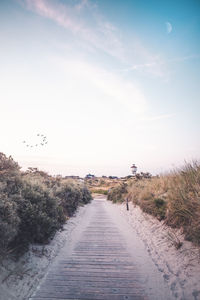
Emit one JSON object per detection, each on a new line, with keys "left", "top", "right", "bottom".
{"left": 0, "top": 153, "right": 21, "bottom": 254}
{"left": 0, "top": 194, "right": 20, "bottom": 254}
{"left": 107, "top": 183, "right": 127, "bottom": 203}
{"left": 153, "top": 198, "right": 167, "bottom": 220}
{"left": 0, "top": 152, "right": 20, "bottom": 174}
{"left": 55, "top": 181, "right": 91, "bottom": 216}
{"left": 0, "top": 153, "right": 92, "bottom": 257}
{"left": 81, "top": 186, "right": 93, "bottom": 203}
{"left": 13, "top": 181, "right": 65, "bottom": 246}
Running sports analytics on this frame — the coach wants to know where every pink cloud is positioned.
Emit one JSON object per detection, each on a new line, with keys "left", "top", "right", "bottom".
{"left": 25, "top": 0, "right": 82, "bottom": 32}
{"left": 19, "top": 0, "right": 168, "bottom": 78}
{"left": 21, "top": 0, "right": 125, "bottom": 60}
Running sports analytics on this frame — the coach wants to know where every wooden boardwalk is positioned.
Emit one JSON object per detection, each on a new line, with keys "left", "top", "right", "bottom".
{"left": 30, "top": 199, "right": 147, "bottom": 300}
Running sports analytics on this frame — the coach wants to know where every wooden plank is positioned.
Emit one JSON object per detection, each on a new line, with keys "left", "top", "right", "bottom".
{"left": 55, "top": 261, "right": 132, "bottom": 266}
{"left": 31, "top": 291, "right": 145, "bottom": 300}
{"left": 35, "top": 286, "right": 145, "bottom": 294}
{"left": 41, "top": 279, "right": 142, "bottom": 288}
{"left": 47, "top": 271, "right": 139, "bottom": 278}
{"left": 51, "top": 266, "right": 136, "bottom": 271}
{"left": 31, "top": 296, "right": 145, "bottom": 300}
{"left": 46, "top": 275, "right": 141, "bottom": 282}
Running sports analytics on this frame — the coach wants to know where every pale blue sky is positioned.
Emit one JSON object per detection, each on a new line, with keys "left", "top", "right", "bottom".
{"left": 0, "top": 0, "right": 199, "bottom": 176}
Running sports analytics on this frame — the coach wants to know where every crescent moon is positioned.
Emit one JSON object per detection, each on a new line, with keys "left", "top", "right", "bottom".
{"left": 166, "top": 22, "right": 172, "bottom": 34}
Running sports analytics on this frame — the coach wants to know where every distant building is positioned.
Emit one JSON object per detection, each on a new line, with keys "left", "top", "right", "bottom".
{"left": 108, "top": 176, "right": 118, "bottom": 179}
{"left": 131, "top": 164, "right": 137, "bottom": 175}
{"left": 65, "top": 176, "right": 80, "bottom": 179}
{"left": 85, "top": 174, "right": 95, "bottom": 179}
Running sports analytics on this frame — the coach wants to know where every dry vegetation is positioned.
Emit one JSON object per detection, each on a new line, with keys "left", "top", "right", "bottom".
{"left": 85, "top": 177, "right": 121, "bottom": 195}
{"left": 108, "top": 161, "right": 200, "bottom": 246}
{"left": 0, "top": 153, "right": 92, "bottom": 260}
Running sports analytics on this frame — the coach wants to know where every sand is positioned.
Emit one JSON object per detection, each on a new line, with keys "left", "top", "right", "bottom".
{"left": 117, "top": 201, "right": 200, "bottom": 299}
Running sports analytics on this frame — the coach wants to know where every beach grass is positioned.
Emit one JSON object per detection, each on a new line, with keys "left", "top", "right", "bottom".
{"left": 108, "top": 161, "right": 200, "bottom": 246}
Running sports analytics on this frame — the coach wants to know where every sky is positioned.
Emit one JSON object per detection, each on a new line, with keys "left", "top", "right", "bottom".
{"left": 0, "top": 0, "right": 200, "bottom": 177}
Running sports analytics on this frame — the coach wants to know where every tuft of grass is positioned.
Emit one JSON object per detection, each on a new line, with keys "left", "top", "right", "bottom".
{"left": 166, "top": 230, "right": 183, "bottom": 249}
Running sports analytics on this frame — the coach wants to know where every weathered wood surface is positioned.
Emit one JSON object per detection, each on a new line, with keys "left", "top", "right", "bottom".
{"left": 30, "top": 199, "right": 147, "bottom": 300}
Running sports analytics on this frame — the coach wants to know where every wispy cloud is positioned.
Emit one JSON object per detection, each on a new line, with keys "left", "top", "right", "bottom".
{"left": 122, "top": 56, "right": 166, "bottom": 77}
{"left": 140, "top": 113, "right": 175, "bottom": 122}
{"left": 74, "top": 0, "right": 90, "bottom": 11}
{"left": 20, "top": 0, "right": 125, "bottom": 61}
{"left": 53, "top": 57, "right": 147, "bottom": 114}
{"left": 20, "top": 0, "right": 200, "bottom": 80}
{"left": 18, "top": 0, "right": 167, "bottom": 78}
{"left": 169, "top": 54, "right": 200, "bottom": 63}
{"left": 123, "top": 54, "right": 200, "bottom": 77}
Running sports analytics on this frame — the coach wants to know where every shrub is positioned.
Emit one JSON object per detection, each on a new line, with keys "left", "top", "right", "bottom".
{"left": 0, "top": 152, "right": 20, "bottom": 174}
{"left": 81, "top": 185, "right": 93, "bottom": 203}
{"left": 107, "top": 183, "right": 127, "bottom": 203}
{"left": 55, "top": 181, "right": 92, "bottom": 216}
{"left": 0, "top": 194, "right": 20, "bottom": 254}
{"left": 153, "top": 198, "right": 167, "bottom": 220}
{"left": 0, "top": 153, "right": 92, "bottom": 257}
{"left": 13, "top": 180, "right": 65, "bottom": 247}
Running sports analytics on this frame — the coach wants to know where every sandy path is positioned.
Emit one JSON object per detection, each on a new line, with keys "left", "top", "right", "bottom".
{"left": 30, "top": 197, "right": 174, "bottom": 300}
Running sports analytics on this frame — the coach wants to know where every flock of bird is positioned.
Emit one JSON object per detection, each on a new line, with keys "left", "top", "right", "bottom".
{"left": 22, "top": 134, "right": 48, "bottom": 148}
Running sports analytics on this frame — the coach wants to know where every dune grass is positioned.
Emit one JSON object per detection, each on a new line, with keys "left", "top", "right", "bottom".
{"left": 108, "top": 161, "right": 200, "bottom": 246}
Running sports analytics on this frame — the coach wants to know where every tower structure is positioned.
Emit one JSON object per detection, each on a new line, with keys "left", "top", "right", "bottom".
{"left": 131, "top": 164, "right": 137, "bottom": 175}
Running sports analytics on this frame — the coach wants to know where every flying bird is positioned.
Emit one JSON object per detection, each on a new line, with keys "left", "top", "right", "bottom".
{"left": 22, "top": 133, "right": 48, "bottom": 149}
